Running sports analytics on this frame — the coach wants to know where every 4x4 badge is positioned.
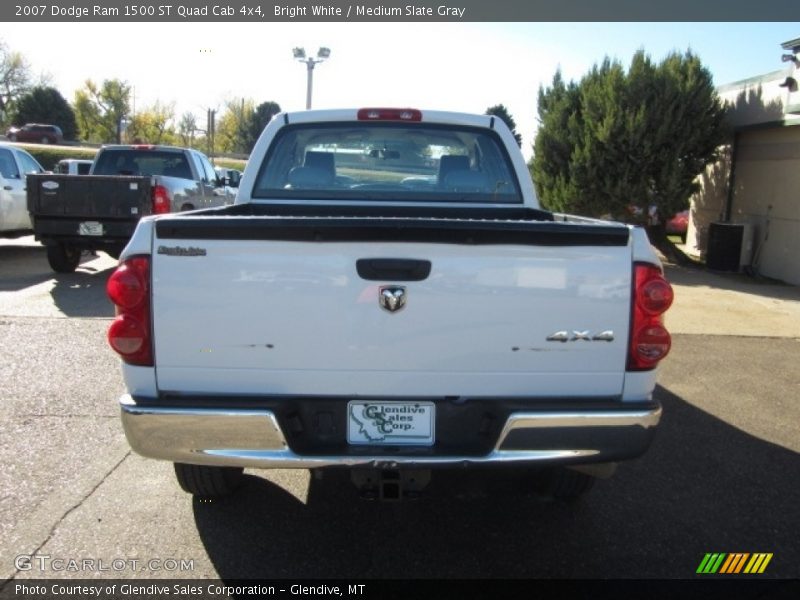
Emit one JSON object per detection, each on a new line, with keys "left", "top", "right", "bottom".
{"left": 547, "top": 330, "right": 615, "bottom": 342}
{"left": 379, "top": 286, "right": 406, "bottom": 313}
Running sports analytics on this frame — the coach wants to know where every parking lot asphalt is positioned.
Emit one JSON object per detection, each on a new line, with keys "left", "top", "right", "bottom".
{"left": 0, "top": 236, "right": 798, "bottom": 583}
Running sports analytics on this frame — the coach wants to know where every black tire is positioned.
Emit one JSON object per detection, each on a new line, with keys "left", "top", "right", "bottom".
{"left": 8, "top": 134, "right": 16, "bottom": 142}
{"left": 41, "top": 136, "right": 50, "bottom": 144}
{"left": 179, "top": 203, "right": 194, "bottom": 212}
{"left": 105, "top": 245, "right": 124, "bottom": 260}
{"left": 174, "top": 463, "right": 244, "bottom": 497}
{"left": 46, "top": 243, "right": 81, "bottom": 273}
{"left": 533, "top": 468, "right": 595, "bottom": 501}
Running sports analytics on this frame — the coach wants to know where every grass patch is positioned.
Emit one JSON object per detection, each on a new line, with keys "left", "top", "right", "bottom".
{"left": 15, "top": 144, "right": 98, "bottom": 170}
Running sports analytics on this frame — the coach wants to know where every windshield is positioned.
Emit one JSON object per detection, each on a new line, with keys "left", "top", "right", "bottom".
{"left": 252, "top": 123, "right": 522, "bottom": 204}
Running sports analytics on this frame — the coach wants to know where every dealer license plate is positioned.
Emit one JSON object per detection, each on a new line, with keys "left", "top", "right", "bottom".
{"left": 78, "top": 221, "right": 104, "bottom": 236}
{"left": 347, "top": 401, "right": 435, "bottom": 446}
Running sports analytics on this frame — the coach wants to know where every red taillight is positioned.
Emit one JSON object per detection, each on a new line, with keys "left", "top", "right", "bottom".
{"left": 132, "top": 144, "right": 155, "bottom": 150}
{"left": 357, "top": 108, "right": 422, "bottom": 122}
{"left": 107, "top": 256, "right": 152, "bottom": 366}
{"left": 106, "top": 260, "right": 146, "bottom": 309}
{"left": 152, "top": 184, "right": 170, "bottom": 214}
{"left": 108, "top": 315, "right": 148, "bottom": 356}
{"left": 638, "top": 277, "right": 674, "bottom": 315}
{"left": 628, "top": 263, "right": 673, "bottom": 371}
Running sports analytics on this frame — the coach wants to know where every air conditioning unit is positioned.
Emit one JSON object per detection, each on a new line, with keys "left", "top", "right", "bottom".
{"left": 706, "top": 222, "right": 755, "bottom": 271}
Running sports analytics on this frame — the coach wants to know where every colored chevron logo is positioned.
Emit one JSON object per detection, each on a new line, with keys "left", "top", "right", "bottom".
{"left": 696, "top": 553, "right": 773, "bottom": 574}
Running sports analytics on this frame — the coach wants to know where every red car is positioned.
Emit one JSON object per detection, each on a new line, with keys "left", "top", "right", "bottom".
{"left": 6, "top": 123, "right": 63, "bottom": 144}
{"left": 666, "top": 210, "right": 689, "bottom": 242}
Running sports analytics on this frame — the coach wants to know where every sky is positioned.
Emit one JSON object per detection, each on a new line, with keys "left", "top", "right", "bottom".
{"left": 1, "top": 21, "right": 799, "bottom": 158}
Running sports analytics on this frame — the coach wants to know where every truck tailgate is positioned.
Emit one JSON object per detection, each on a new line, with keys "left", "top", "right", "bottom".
{"left": 27, "top": 174, "right": 151, "bottom": 218}
{"left": 151, "top": 218, "right": 632, "bottom": 399}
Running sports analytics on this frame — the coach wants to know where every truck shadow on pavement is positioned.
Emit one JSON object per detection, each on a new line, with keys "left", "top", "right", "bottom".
{"left": 0, "top": 244, "right": 53, "bottom": 291}
{"left": 192, "top": 386, "right": 800, "bottom": 579}
{"left": 0, "top": 243, "right": 116, "bottom": 318}
{"left": 49, "top": 263, "right": 116, "bottom": 318}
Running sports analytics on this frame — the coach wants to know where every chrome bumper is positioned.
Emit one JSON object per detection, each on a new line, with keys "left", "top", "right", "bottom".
{"left": 119, "top": 395, "right": 661, "bottom": 469}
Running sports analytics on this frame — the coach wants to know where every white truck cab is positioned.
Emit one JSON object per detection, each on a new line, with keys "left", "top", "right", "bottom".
{"left": 53, "top": 158, "right": 93, "bottom": 175}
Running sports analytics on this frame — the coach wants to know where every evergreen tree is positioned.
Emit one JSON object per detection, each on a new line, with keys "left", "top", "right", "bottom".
{"left": 12, "top": 86, "right": 77, "bottom": 140}
{"left": 485, "top": 104, "right": 522, "bottom": 147}
{"left": 245, "top": 101, "right": 281, "bottom": 153}
{"left": 531, "top": 50, "right": 728, "bottom": 231}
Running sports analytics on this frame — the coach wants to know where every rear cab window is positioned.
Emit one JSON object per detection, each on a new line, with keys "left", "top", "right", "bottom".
{"left": 252, "top": 122, "right": 522, "bottom": 204}
{"left": 93, "top": 149, "right": 192, "bottom": 179}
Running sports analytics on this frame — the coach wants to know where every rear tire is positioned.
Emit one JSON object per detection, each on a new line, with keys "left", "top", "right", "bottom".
{"left": 533, "top": 468, "right": 595, "bottom": 501}
{"left": 41, "top": 136, "right": 50, "bottom": 144}
{"left": 46, "top": 243, "right": 81, "bottom": 273}
{"left": 8, "top": 134, "right": 16, "bottom": 142}
{"left": 105, "top": 245, "right": 124, "bottom": 260}
{"left": 174, "top": 463, "right": 244, "bottom": 497}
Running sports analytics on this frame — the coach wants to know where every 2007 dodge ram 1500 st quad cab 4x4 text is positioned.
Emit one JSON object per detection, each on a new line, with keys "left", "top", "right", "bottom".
{"left": 107, "top": 108, "right": 673, "bottom": 501}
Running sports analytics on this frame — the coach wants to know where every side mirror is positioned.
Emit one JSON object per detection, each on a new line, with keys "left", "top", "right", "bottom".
{"left": 227, "top": 171, "right": 240, "bottom": 188}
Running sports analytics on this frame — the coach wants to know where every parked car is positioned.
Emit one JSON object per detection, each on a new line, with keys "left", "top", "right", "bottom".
{"left": 666, "top": 210, "right": 689, "bottom": 242}
{"left": 214, "top": 166, "right": 242, "bottom": 188}
{"left": 0, "top": 143, "right": 46, "bottom": 236}
{"left": 53, "top": 158, "right": 93, "bottom": 175}
{"left": 6, "top": 123, "right": 63, "bottom": 145}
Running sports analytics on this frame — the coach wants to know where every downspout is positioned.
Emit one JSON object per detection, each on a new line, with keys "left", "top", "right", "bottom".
{"left": 723, "top": 131, "right": 740, "bottom": 222}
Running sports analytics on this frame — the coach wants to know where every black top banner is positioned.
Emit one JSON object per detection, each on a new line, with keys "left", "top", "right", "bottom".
{"left": 4, "top": 0, "right": 800, "bottom": 22}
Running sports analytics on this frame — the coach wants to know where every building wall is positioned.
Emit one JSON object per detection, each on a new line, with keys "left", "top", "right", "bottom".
{"left": 687, "top": 59, "right": 800, "bottom": 284}
{"left": 687, "top": 146, "right": 732, "bottom": 257}
{"left": 730, "top": 126, "right": 800, "bottom": 285}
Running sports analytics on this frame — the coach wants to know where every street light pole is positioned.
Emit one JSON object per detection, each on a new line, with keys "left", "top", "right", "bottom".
{"left": 293, "top": 47, "right": 331, "bottom": 109}
{"left": 305, "top": 60, "right": 314, "bottom": 110}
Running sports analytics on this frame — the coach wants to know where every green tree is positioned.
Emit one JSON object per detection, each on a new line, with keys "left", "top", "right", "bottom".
{"left": 216, "top": 99, "right": 281, "bottom": 155}
{"left": 245, "top": 101, "right": 281, "bottom": 152}
{"left": 0, "top": 40, "right": 34, "bottom": 125}
{"left": 126, "top": 101, "right": 176, "bottom": 144}
{"left": 532, "top": 50, "right": 728, "bottom": 236}
{"left": 177, "top": 111, "right": 198, "bottom": 147}
{"left": 12, "top": 86, "right": 77, "bottom": 140}
{"left": 74, "top": 79, "right": 131, "bottom": 143}
{"left": 485, "top": 104, "right": 522, "bottom": 147}
{"left": 216, "top": 98, "right": 255, "bottom": 154}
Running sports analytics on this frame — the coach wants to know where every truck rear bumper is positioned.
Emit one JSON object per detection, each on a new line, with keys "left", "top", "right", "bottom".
{"left": 119, "top": 395, "right": 661, "bottom": 469}
{"left": 33, "top": 217, "right": 137, "bottom": 245}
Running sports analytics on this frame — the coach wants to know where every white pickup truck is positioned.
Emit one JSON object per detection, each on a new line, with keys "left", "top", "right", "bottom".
{"left": 108, "top": 108, "right": 673, "bottom": 501}
{"left": 0, "top": 142, "right": 46, "bottom": 236}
